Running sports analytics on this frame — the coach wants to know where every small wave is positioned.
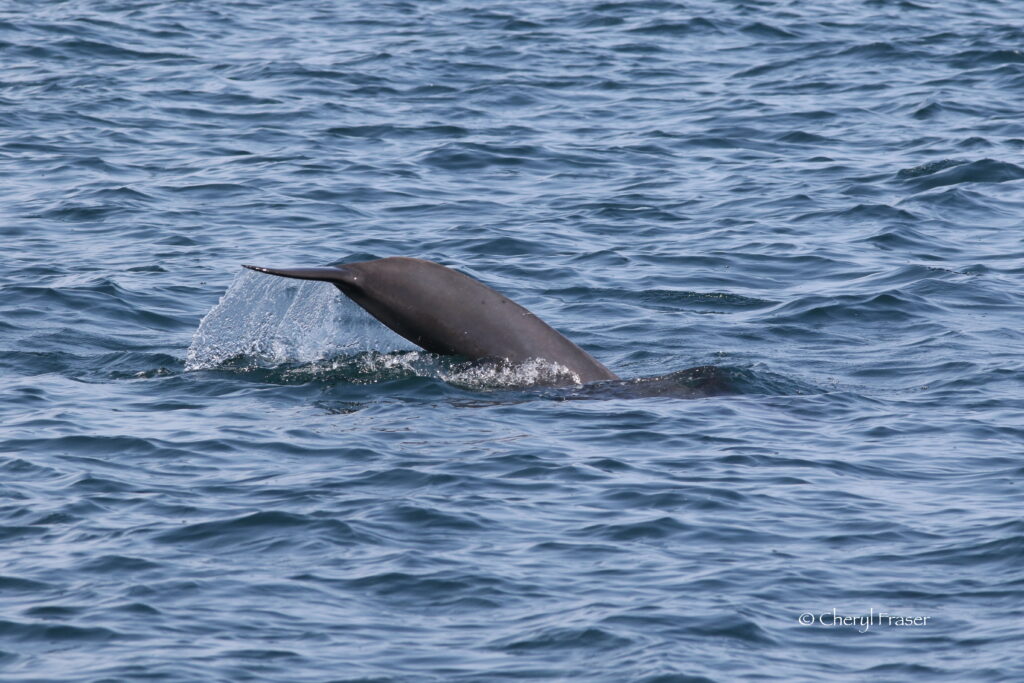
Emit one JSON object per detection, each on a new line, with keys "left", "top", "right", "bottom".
{"left": 860, "top": 225, "right": 944, "bottom": 252}
{"left": 0, "top": 576, "right": 52, "bottom": 593}
{"left": 0, "top": 619, "right": 122, "bottom": 643}
{"left": 900, "top": 158, "right": 1024, "bottom": 191}
{"left": 492, "top": 626, "right": 634, "bottom": 652}
{"left": 741, "top": 22, "right": 798, "bottom": 40}
{"left": 777, "top": 130, "right": 832, "bottom": 144}
{"left": 626, "top": 17, "right": 719, "bottom": 36}
{"left": 765, "top": 291, "right": 942, "bottom": 325}
{"left": 796, "top": 203, "right": 918, "bottom": 224}
{"left": 578, "top": 515, "right": 690, "bottom": 541}
{"left": 564, "top": 365, "right": 816, "bottom": 400}
{"left": 154, "top": 511, "right": 363, "bottom": 549}
{"left": 895, "top": 159, "right": 967, "bottom": 179}
{"left": 835, "top": 41, "right": 914, "bottom": 60}
{"left": 326, "top": 124, "right": 469, "bottom": 139}
{"left": 544, "top": 287, "right": 776, "bottom": 313}
{"left": 54, "top": 38, "right": 188, "bottom": 61}
{"left": 897, "top": 186, "right": 1007, "bottom": 218}
{"left": 948, "top": 49, "right": 1024, "bottom": 69}
{"left": 78, "top": 555, "right": 161, "bottom": 574}
{"left": 162, "top": 182, "right": 255, "bottom": 197}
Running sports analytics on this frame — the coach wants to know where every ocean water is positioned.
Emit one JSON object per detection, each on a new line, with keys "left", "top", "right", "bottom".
{"left": 1, "top": 0, "right": 1022, "bottom": 680}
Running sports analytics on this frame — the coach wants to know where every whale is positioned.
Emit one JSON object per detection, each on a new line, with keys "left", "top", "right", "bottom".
{"left": 243, "top": 257, "right": 619, "bottom": 384}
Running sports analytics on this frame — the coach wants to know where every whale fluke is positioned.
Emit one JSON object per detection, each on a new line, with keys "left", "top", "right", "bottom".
{"left": 243, "top": 257, "right": 618, "bottom": 384}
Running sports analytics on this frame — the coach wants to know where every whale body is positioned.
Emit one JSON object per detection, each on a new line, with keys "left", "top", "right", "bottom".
{"left": 243, "top": 257, "right": 619, "bottom": 384}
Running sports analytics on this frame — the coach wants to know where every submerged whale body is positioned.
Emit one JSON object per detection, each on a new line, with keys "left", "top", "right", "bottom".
{"left": 243, "top": 257, "right": 619, "bottom": 384}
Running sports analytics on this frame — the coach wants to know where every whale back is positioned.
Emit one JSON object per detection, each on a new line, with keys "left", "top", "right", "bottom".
{"left": 243, "top": 257, "right": 618, "bottom": 383}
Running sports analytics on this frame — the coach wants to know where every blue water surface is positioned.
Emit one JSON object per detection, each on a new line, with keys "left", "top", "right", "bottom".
{"left": 1, "top": 0, "right": 1022, "bottom": 680}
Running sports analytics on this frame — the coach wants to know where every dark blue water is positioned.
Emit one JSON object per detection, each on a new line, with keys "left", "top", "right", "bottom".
{"left": 2, "top": 1, "right": 1023, "bottom": 680}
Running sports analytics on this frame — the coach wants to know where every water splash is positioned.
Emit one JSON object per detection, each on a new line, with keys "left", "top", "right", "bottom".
{"left": 184, "top": 268, "right": 412, "bottom": 370}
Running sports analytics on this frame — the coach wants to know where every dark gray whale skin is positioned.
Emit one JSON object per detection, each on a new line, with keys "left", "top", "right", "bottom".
{"left": 243, "top": 257, "right": 619, "bottom": 384}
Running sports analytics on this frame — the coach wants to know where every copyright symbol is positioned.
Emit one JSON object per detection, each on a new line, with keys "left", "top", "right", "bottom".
{"left": 798, "top": 612, "right": 815, "bottom": 626}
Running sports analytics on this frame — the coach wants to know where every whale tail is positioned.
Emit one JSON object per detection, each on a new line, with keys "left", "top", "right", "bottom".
{"left": 243, "top": 257, "right": 620, "bottom": 383}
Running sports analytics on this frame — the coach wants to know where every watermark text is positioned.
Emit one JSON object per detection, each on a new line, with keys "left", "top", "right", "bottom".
{"left": 797, "top": 608, "right": 930, "bottom": 633}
